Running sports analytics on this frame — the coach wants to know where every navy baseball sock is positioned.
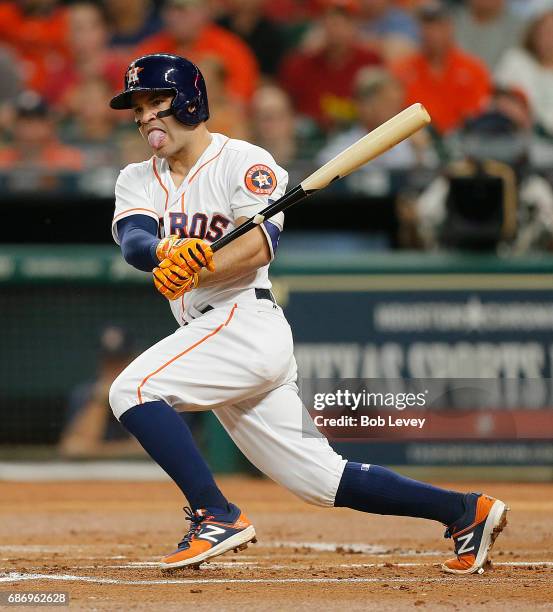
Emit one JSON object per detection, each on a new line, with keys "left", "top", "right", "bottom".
{"left": 120, "top": 401, "right": 230, "bottom": 513}
{"left": 334, "top": 462, "right": 466, "bottom": 526}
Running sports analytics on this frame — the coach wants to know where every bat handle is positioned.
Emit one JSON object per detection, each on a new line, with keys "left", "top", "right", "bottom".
{"left": 211, "top": 186, "right": 307, "bottom": 253}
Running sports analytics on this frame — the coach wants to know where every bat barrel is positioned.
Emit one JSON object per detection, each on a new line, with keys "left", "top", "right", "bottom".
{"left": 300, "top": 103, "right": 431, "bottom": 193}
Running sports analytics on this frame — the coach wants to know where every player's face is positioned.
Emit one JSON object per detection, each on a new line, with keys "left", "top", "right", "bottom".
{"left": 132, "top": 92, "right": 192, "bottom": 158}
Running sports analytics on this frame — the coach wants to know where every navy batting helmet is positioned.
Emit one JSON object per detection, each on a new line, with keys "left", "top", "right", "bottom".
{"left": 109, "top": 54, "right": 209, "bottom": 125}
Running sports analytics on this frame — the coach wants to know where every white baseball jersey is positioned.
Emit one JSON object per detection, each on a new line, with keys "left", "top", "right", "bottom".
{"left": 112, "top": 132, "right": 287, "bottom": 323}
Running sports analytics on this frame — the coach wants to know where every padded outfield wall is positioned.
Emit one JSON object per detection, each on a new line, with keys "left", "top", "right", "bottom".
{"left": 1, "top": 246, "right": 552, "bottom": 469}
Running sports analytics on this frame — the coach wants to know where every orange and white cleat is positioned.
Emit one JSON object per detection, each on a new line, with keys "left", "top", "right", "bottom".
{"left": 442, "top": 493, "right": 508, "bottom": 575}
{"left": 160, "top": 504, "right": 256, "bottom": 569}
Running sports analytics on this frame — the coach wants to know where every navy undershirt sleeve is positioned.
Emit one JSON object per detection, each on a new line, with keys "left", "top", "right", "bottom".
{"left": 117, "top": 215, "right": 160, "bottom": 272}
{"left": 263, "top": 220, "right": 281, "bottom": 256}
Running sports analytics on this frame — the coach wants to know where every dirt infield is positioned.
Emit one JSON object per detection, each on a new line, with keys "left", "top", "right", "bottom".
{"left": 1, "top": 478, "right": 552, "bottom": 611}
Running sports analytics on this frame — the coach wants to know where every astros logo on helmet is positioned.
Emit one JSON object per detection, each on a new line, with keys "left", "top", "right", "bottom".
{"left": 126, "top": 65, "right": 144, "bottom": 86}
{"left": 110, "top": 53, "right": 210, "bottom": 126}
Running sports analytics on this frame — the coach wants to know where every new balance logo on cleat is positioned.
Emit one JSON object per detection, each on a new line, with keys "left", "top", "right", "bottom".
{"left": 442, "top": 493, "right": 508, "bottom": 575}
{"left": 198, "top": 524, "right": 227, "bottom": 543}
{"left": 160, "top": 504, "right": 256, "bottom": 569}
{"left": 456, "top": 532, "right": 475, "bottom": 555}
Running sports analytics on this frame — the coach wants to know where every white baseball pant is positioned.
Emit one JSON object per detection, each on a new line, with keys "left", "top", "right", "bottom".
{"left": 109, "top": 298, "right": 347, "bottom": 507}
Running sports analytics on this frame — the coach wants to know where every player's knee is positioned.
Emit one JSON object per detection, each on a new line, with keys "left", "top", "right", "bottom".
{"left": 291, "top": 456, "right": 347, "bottom": 507}
{"left": 109, "top": 368, "right": 139, "bottom": 421}
{"left": 284, "top": 479, "right": 338, "bottom": 508}
{"left": 297, "top": 488, "right": 336, "bottom": 508}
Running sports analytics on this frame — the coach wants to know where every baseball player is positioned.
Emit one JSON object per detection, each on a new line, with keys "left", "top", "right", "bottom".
{"left": 109, "top": 53, "right": 507, "bottom": 574}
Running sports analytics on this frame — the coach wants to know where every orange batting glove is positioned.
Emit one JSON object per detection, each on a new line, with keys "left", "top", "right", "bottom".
{"left": 156, "top": 235, "right": 181, "bottom": 260}
{"left": 156, "top": 236, "right": 215, "bottom": 275}
{"left": 153, "top": 259, "right": 199, "bottom": 301}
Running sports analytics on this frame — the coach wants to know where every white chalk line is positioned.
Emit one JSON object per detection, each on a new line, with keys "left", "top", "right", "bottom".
{"left": 5, "top": 541, "right": 546, "bottom": 562}
{"left": 8, "top": 561, "right": 553, "bottom": 572}
{"left": 37, "top": 562, "right": 260, "bottom": 570}
{"left": 100, "top": 560, "right": 553, "bottom": 570}
{"left": 0, "top": 542, "right": 444, "bottom": 557}
{"left": 75, "top": 561, "right": 553, "bottom": 572}
{"left": 1, "top": 572, "right": 551, "bottom": 586}
{"left": 1, "top": 560, "right": 552, "bottom": 586}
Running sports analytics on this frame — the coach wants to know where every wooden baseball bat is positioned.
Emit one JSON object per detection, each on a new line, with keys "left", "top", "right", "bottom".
{"left": 211, "top": 103, "right": 431, "bottom": 252}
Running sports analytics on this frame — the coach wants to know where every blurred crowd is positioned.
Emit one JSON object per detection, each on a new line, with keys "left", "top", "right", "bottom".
{"left": 2, "top": 0, "right": 553, "bottom": 252}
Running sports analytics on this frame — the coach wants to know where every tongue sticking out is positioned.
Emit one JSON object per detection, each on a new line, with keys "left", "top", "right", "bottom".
{"left": 148, "top": 129, "right": 166, "bottom": 149}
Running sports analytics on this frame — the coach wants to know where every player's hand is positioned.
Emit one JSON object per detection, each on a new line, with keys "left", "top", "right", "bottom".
{"left": 153, "top": 259, "right": 199, "bottom": 300}
{"left": 156, "top": 236, "right": 215, "bottom": 274}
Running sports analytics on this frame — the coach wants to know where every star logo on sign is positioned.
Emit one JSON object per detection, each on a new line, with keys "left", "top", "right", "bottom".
{"left": 253, "top": 171, "right": 271, "bottom": 188}
{"left": 127, "top": 65, "right": 144, "bottom": 86}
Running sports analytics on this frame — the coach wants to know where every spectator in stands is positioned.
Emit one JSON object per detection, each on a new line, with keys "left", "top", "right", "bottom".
{"left": 318, "top": 67, "right": 436, "bottom": 195}
{"left": 252, "top": 85, "right": 297, "bottom": 166}
{"left": 392, "top": 1, "right": 492, "bottom": 135}
{"left": 0, "top": 46, "right": 21, "bottom": 106}
{"left": 264, "top": 0, "right": 315, "bottom": 24}
{"left": 495, "top": 9, "right": 553, "bottom": 138}
{"left": 59, "top": 326, "right": 142, "bottom": 459}
{"left": 60, "top": 77, "right": 134, "bottom": 171}
{"left": 252, "top": 84, "right": 322, "bottom": 187}
{"left": 217, "top": 0, "right": 285, "bottom": 77}
{"left": 393, "top": 0, "right": 429, "bottom": 8}
{"left": 117, "top": 131, "right": 154, "bottom": 166}
{"left": 279, "top": 0, "right": 381, "bottom": 131}
{"left": 318, "top": 67, "right": 435, "bottom": 169}
{"left": 105, "top": 0, "right": 162, "bottom": 52}
{"left": 0, "top": 91, "right": 83, "bottom": 173}
{"left": 42, "top": 2, "right": 128, "bottom": 115}
{"left": 0, "top": 0, "right": 69, "bottom": 94}
{"left": 408, "top": 107, "right": 553, "bottom": 253}
{"left": 264, "top": 0, "right": 319, "bottom": 51}
{"left": 489, "top": 84, "right": 532, "bottom": 130}
{"left": 137, "top": 0, "right": 259, "bottom": 103}
{"left": 198, "top": 57, "right": 251, "bottom": 140}
{"left": 358, "top": 0, "right": 420, "bottom": 62}
{"left": 486, "top": 82, "right": 553, "bottom": 164}
{"left": 453, "top": 0, "right": 525, "bottom": 70}
{"left": 0, "top": 46, "right": 22, "bottom": 133}
{"left": 508, "top": 0, "right": 548, "bottom": 18}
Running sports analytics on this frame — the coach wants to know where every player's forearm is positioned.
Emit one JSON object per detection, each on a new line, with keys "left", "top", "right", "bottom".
{"left": 117, "top": 215, "right": 160, "bottom": 272}
{"left": 198, "top": 226, "right": 271, "bottom": 287}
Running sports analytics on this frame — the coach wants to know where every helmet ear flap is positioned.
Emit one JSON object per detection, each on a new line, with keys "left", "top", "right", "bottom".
{"left": 173, "top": 91, "right": 206, "bottom": 125}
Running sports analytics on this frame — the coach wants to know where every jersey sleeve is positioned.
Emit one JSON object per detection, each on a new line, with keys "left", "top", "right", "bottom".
{"left": 112, "top": 164, "right": 159, "bottom": 245}
{"left": 229, "top": 146, "right": 288, "bottom": 259}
